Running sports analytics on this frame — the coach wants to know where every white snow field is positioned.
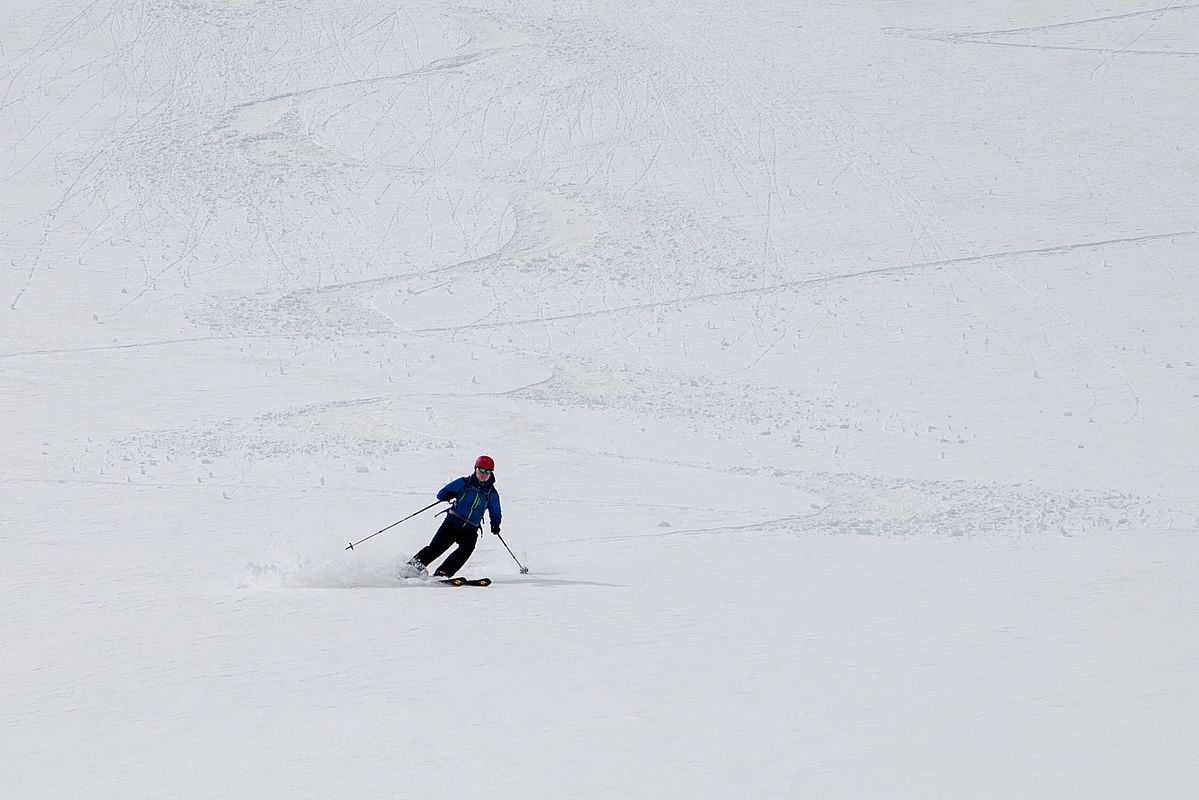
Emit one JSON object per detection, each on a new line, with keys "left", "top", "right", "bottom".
{"left": 4, "top": 0, "right": 1199, "bottom": 797}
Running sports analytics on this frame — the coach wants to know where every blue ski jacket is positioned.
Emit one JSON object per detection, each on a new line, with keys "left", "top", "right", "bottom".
{"left": 438, "top": 474, "right": 501, "bottom": 530}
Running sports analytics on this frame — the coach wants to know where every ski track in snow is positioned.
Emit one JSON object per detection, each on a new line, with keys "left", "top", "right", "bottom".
{"left": 405, "top": 230, "right": 1198, "bottom": 333}
{"left": 886, "top": 3, "right": 1199, "bottom": 57}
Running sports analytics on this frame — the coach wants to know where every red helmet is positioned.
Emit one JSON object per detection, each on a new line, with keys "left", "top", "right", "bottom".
{"left": 474, "top": 455, "right": 495, "bottom": 471}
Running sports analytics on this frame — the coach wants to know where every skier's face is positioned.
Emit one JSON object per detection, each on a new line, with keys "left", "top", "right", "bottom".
{"left": 476, "top": 467, "right": 493, "bottom": 480}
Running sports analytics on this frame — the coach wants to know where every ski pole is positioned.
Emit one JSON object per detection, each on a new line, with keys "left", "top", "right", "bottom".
{"left": 346, "top": 500, "right": 444, "bottom": 550}
{"left": 495, "top": 531, "right": 529, "bottom": 574}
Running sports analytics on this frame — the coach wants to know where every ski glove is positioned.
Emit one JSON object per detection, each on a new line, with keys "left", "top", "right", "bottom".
{"left": 491, "top": 522, "right": 501, "bottom": 535}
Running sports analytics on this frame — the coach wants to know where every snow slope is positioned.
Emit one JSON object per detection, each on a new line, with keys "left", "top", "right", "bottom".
{"left": 4, "top": 1, "right": 1198, "bottom": 797}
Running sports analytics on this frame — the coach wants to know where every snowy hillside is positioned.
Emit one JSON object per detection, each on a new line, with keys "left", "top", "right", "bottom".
{"left": 4, "top": 1, "right": 1198, "bottom": 798}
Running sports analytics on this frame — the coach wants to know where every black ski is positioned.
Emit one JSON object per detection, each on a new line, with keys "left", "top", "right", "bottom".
{"left": 438, "top": 577, "right": 492, "bottom": 587}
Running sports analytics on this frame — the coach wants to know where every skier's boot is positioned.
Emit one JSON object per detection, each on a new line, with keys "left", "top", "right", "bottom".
{"left": 398, "top": 559, "right": 428, "bottom": 579}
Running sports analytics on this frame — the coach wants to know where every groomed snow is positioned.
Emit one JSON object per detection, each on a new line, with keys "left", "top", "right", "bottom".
{"left": 4, "top": 1, "right": 1198, "bottom": 797}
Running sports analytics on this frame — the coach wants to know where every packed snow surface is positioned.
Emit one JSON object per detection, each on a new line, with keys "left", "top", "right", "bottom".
{"left": 4, "top": 1, "right": 1198, "bottom": 797}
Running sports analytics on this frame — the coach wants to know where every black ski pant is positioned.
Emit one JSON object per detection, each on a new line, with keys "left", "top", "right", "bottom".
{"left": 412, "top": 516, "right": 479, "bottom": 577}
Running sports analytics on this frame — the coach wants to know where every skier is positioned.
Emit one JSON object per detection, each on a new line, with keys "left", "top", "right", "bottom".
{"left": 400, "top": 455, "right": 502, "bottom": 579}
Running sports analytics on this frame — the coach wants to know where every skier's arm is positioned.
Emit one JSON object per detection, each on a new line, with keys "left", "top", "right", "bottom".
{"left": 488, "top": 489, "right": 502, "bottom": 533}
{"left": 437, "top": 477, "right": 467, "bottom": 502}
